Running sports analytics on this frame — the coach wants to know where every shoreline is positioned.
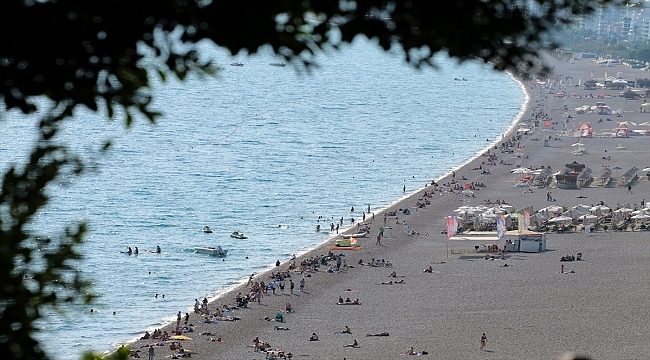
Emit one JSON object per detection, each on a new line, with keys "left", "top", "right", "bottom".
{"left": 122, "top": 53, "right": 650, "bottom": 359}
{"left": 121, "top": 70, "right": 532, "bottom": 346}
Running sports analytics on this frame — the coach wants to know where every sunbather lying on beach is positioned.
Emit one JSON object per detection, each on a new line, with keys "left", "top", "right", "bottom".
{"left": 378, "top": 280, "right": 405, "bottom": 285}
{"left": 366, "top": 332, "right": 389, "bottom": 336}
{"left": 343, "top": 339, "right": 359, "bottom": 348}
{"left": 208, "top": 337, "right": 223, "bottom": 342}
{"left": 274, "top": 325, "right": 289, "bottom": 330}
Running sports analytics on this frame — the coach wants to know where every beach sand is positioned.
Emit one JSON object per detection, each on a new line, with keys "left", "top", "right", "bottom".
{"left": 125, "top": 52, "right": 650, "bottom": 360}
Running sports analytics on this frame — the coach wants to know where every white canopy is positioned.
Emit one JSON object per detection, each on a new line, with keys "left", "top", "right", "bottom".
{"left": 548, "top": 216, "right": 573, "bottom": 224}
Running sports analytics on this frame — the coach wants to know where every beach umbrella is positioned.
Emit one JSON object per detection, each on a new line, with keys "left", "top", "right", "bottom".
{"left": 563, "top": 209, "right": 584, "bottom": 218}
{"left": 642, "top": 167, "right": 650, "bottom": 172}
{"left": 573, "top": 204, "right": 591, "bottom": 213}
{"left": 612, "top": 166, "right": 623, "bottom": 177}
{"left": 613, "top": 208, "right": 633, "bottom": 214}
{"left": 589, "top": 205, "right": 610, "bottom": 214}
{"left": 548, "top": 216, "right": 572, "bottom": 224}
{"left": 539, "top": 205, "right": 563, "bottom": 213}
{"left": 631, "top": 214, "right": 650, "bottom": 221}
{"left": 534, "top": 213, "right": 547, "bottom": 220}
{"left": 580, "top": 214, "right": 598, "bottom": 223}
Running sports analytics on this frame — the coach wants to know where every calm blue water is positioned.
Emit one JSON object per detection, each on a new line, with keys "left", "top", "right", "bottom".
{"left": 0, "top": 39, "right": 526, "bottom": 359}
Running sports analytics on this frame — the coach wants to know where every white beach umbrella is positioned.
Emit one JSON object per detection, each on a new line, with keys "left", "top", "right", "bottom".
{"left": 499, "top": 204, "right": 514, "bottom": 211}
{"left": 534, "top": 213, "right": 547, "bottom": 220}
{"left": 564, "top": 209, "right": 585, "bottom": 217}
{"left": 613, "top": 208, "right": 633, "bottom": 215}
{"left": 548, "top": 216, "right": 573, "bottom": 224}
{"left": 642, "top": 167, "right": 650, "bottom": 172}
{"left": 589, "top": 205, "right": 610, "bottom": 214}
{"left": 573, "top": 204, "right": 591, "bottom": 212}
{"left": 631, "top": 214, "right": 650, "bottom": 221}
{"left": 539, "top": 205, "right": 563, "bottom": 213}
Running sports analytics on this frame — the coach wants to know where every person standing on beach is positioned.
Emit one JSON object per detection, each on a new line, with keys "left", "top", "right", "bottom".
{"left": 376, "top": 234, "right": 381, "bottom": 245}
{"left": 384, "top": 213, "right": 387, "bottom": 225}
{"left": 299, "top": 278, "right": 305, "bottom": 292}
{"left": 336, "top": 256, "right": 342, "bottom": 271}
{"left": 379, "top": 226, "right": 384, "bottom": 237}
{"left": 184, "top": 312, "right": 189, "bottom": 325}
{"left": 148, "top": 345, "right": 154, "bottom": 360}
{"left": 628, "top": 184, "right": 632, "bottom": 194}
{"left": 289, "top": 279, "right": 295, "bottom": 294}
{"left": 480, "top": 333, "right": 487, "bottom": 350}
{"left": 176, "top": 311, "right": 181, "bottom": 327}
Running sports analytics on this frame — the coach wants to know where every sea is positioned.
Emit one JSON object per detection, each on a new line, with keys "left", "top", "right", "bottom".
{"left": 0, "top": 38, "right": 527, "bottom": 359}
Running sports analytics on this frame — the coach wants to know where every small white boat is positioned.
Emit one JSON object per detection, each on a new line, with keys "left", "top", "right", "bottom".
{"left": 202, "top": 226, "right": 213, "bottom": 233}
{"left": 194, "top": 246, "right": 228, "bottom": 257}
{"left": 269, "top": 62, "right": 286, "bottom": 67}
{"left": 229, "top": 62, "right": 244, "bottom": 67}
{"left": 230, "top": 231, "right": 248, "bottom": 239}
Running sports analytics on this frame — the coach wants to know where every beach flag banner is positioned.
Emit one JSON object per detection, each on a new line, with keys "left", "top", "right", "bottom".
{"left": 446, "top": 215, "right": 458, "bottom": 238}
{"left": 590, "top": 71, "right": 594, "bottom": 78}
{"left": 524, "top": 209, "right": 530, "bottom": 231}
{"left": 517, "top": 213, "right": 524, "bottom": 233}
{"left": 604, "top": 71, "right": 607, "bottom": 78}
{"left": 496, "top": 214, "right": 506, "bottom": 239}
{"left": 616, "top": 71, "right": 622, "bottom": 78}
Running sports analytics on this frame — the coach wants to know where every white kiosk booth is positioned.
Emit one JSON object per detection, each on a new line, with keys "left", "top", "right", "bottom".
{"left": 447, "top": 230, "right": 546, "bottom": 255}
{"left": 503, "top": 230, "right": 547, "bottom": 253}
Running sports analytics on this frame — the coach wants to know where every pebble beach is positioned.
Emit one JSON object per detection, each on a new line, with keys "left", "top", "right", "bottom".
{"left": 125, "top": 52, "right": 650, "bottom": 360}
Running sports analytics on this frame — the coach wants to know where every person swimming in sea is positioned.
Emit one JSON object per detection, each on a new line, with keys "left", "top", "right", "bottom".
{"left": 156, "top": 245, "right": 161, "bottom": 253}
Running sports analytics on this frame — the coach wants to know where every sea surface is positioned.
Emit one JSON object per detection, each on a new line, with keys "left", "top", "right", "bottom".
{"left": 0, "top": 39, "right": 526, "bottom": 359}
